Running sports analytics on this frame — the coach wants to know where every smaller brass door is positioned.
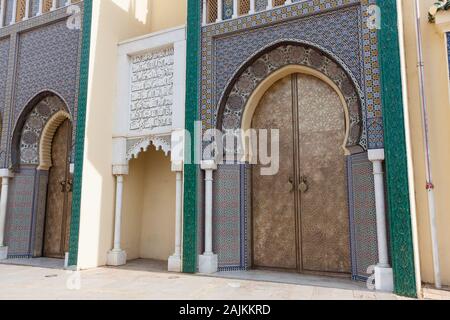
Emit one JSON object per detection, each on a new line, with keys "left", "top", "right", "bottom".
{"left": 43, "top": 119, "right": 73, "bottom": 259}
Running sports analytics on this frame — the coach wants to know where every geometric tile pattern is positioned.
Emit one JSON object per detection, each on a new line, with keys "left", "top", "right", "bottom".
{"left": 200, "top": 0, "right": 384, "bottom": 148}
{"left": 14, "top": 19, "right": 80, "bottom": 124}
{"left": 213, "top": 164, "right": 242, "bottom": 269}
{"left": 213, "top": 164, "right": 250, "bottom": 271}
{"left": 0, "top": 39, "right": 9, "bottom": 164}
{"left": 447, "top": 32, "right": 450, "bottom": 78}
{"left": 0, "top": 5, "right": 82, "bottom": 168}
{"left": 19, "top": 95, "right": 66, "bottom": 165}
{"left": 0, "top": 3, "right": 84, "bottom": 261}
{"left": 217, "top": 43, "right": 366, "bottom": 150}
{"left": 5, "top": 169, "right": 36, "bottom": 258}
{"left": 348, "top": 152, "right": 378, "bottom": 281}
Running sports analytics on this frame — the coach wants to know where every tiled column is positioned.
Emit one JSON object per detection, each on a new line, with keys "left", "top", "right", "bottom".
{"left": 0, "top": 0, "right": 5, "bottom": 27}
{"left": 198, "top": 160, "right": 218, "bottom": 274}
{"left": 106, "top": 165, "right": 129, "bottom": 266}
{"left": 0, "top": 169, "right": 13, "bottom": 260}
{"left": 368, "top": 149, "right": 394, "bottom": 292}
{"left": 168, "top": 161, "right": 184, "bottom": 272}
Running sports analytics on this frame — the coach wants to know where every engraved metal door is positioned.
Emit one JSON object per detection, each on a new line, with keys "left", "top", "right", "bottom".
{"left": 296, "top": 74, "right": 350, "bottom": 274}
{"left": 43, "top": 119, "right": 73, "bottom": 259}
{"left": 251, "top": 73, "right": 350, "bottom": 275}
{"left": 252, "top": 76, "right": 297, "bottom": 270}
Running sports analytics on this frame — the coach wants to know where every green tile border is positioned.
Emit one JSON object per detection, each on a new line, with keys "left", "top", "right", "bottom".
{"left": 182, "top": 0, "right": 201, "bottom": 273}
{"left": 378, "top": 0, "right": 417, "bottom": 297}
{"left": 68, "top": 0, "right": 92, "bottom": 267}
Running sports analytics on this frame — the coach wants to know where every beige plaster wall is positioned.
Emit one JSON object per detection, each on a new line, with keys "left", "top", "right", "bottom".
{"left": 401, "top": 0, "right": 450, "bottom": 286}
{"left": 77, "top": 0, "right": 186, "bottom": 269}
{"left": 120, "top": 147, "right": 176, "bottom": 262}
{"left": 139, "top": 148, "right": 176, "bottom": 260}
{"left": 121, "top": 158, "right": 145, "bottom": 260}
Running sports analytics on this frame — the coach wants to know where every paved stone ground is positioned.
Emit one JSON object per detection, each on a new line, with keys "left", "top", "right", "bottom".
{"left": 0, "top": 261, "right": 409, "bottom": 300}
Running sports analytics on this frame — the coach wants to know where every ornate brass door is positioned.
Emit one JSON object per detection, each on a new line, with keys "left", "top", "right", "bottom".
{"left": 43, "top": 119, "right": 73, "bottom": 259}
{"left": 252, "top": 73, "right": 350, "bottom": 275}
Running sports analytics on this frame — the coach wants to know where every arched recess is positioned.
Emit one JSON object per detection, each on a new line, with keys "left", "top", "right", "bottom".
{"left": 38, "top": 110, "right": 72, "bottom": 171}
{"left": 11, "top": 91, "right": 71, "bottom": 171}
{"left": 215, "top": 42, "right": 366, "bottom": 156}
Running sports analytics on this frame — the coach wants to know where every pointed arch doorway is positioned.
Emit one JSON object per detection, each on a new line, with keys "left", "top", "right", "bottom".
{"left": 251, "top": 72, "right": 351, "bottom": 276}
{"left": 42, "top": 118, "right": 73, "bottom": 258}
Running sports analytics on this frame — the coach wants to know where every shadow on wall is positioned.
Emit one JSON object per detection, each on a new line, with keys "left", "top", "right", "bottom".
{"left": 80, "top": 0, "right": 152, "bottom": 268}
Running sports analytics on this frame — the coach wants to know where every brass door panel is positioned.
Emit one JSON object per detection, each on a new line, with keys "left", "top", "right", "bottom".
{"left": 252, "top": 76, "right": 297, "bottom": 270}
{"left": 251, "top": 73, "right": 350, "bottom": 275}
{"left": 43, "top": 119, "right": 72, "bottom": 259}
{"left": 297, "top": 74, "right": 351, "bottom": 274}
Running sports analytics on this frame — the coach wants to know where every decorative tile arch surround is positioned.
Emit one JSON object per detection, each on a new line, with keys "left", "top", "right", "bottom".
{"left": 194, "top": 0, "right": 383, "bottom": 275}
{"left": 200, "top": 0, "right": 384, "bottom": 149}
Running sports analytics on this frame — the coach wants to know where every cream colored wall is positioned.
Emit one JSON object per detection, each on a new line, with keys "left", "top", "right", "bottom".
{"left": 139, "top": 148, "right": 176, "bottom": 260}
{"left": 77, "top": 0, "right": 186, "bottom": 269}
{"left": 120, "top": 147, "right": 176, "bottom": 262}
{"left": 121, "top": 158, "right": 145, "bottom": 260}
{"left": 402, "top": 0, "right": 450, "bottom": 286}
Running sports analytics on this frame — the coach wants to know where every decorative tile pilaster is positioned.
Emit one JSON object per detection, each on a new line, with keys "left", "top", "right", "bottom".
{"left": 377, "top": 0, "right": 417, "bottom": 298}
{"left": 182, "top": 0, "right": 201, "bottom": 273}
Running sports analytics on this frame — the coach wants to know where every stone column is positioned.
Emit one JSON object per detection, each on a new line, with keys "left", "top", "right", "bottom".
{"left": 51, "top": 0, "right": 57, "bottom": 11}
{"left": 368, "top": 149, "right": 394, "bottom": 292}
{"left": 202, "top": 0, "right": 207, "bottom": 25}
{"left": 106, "top": 165, "right": 128, "bottom": 266}
{"left": 37, "top": 0, "right": 43, "bottom": 15}
{"left": 217, "top": 0, "right": 223, "bottom": 22}
{"left": 9, "top": 0, "right": 17, "bottom": 25}
{"left": 232, "top": 0, "right": 238, "bottom": 18}
{"left": 249, "top": 0, "right": 255, "bottom": 14}
{"left": 198, "top": 160, "right": 218, "bottom": 274}
{"left": 0, "top": 169, "right": 13, "bottom": 260}
{"left": 23, "top": 0, "right": 30, "bottom": 20}
{"left": 0, "top": 0, "right": 5, "bottom": 27}
{"left": 168, "top": 161, "right": 183, "bottom": 272}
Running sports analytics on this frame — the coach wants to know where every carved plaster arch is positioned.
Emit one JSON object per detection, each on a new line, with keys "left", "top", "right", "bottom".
{"left": 216, "top": 42, "right": 366, "bottom": 155}
{"left": 126, "top": 135, "right": 171, "bottom": 161}
{"left": 38, "top": 110, "right": 72, "bottom": 170}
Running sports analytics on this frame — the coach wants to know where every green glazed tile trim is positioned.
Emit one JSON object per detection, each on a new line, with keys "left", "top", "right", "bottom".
{"left": 68, "top": 0, "right": 92, "bottom": 267}
{"left": 378, "top": 0, "right": 417, "bottom": 297}
{"left": 182, "top": 0, "right": 201, "bottom": 273}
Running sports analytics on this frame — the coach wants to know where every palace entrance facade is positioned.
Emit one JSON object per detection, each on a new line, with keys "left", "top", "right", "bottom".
{"left": 251, "top": 73, "right": 350, "bottom": 276}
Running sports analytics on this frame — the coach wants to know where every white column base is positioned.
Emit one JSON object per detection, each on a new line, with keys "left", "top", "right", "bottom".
{"left": 168, "top": 255, "right": 182, "bottom": 272}
{"left": 198, "top": 254, "right": 218, "bottom": 274}
{"left": 0, "top": 246, "right": 7, "bottom": 260}
{"left": 106, "top": 250, "right": 127, "bottom": 266}
{"left": 375, "top": 266, "right": 394, "bottom": 292}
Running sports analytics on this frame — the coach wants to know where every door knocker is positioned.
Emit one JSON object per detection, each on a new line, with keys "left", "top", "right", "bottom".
{"left": 299, "top": 176, "right": 308, "bottom": 193}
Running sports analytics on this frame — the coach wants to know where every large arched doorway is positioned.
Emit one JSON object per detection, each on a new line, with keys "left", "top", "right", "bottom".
{"left": 42, "top": 119, "right": 73, "bottom": 258}
{"left": 251, "top": 72, "right": 350, "bottom": 276}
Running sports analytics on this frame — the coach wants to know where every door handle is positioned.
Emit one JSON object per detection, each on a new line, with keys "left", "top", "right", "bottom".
{"left": 287, "top": 177, "right": 294, "bottom": 192}
{"left": 299, "top": 175, "right": 308, "bottom": 193}
{"left": 60, "top": 181, "right": 67, "bottom": 193}
{"left": 60, "top": 180, "right": 73, "bottom": 193}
